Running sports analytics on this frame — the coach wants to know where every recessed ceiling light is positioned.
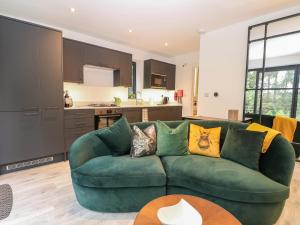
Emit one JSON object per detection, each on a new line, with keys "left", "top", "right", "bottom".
{"left": 70, "top": 7, "right": 75, "bottom": 13}
{"left": 129, "top": 29, "right": 133, "bottom": 33}
{"left": 164, "top": 42, "right": 169, "bottom": 47}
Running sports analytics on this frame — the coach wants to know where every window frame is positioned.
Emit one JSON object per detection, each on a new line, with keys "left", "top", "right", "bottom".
{"left": 128, "top": 61, "right": 137, "bottom": 99}
{"left": 244, "top": 65, "right": 300, "bottom": 118}
{"left": 243, "top": 12, "right": 300, "bottom": 121}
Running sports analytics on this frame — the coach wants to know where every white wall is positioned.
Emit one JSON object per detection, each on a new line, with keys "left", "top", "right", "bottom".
{"left": 172, "top": 52, "right": 199, "bottom": 116}
{"left": 198, "top": 6, "right": 300, "bottom": 119}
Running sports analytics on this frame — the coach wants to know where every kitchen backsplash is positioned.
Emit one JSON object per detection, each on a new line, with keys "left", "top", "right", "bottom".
{"left": 64, "top": 82, "right": 175, "bottom": 105}
{"left": 64, "top": 82, "right": 128, "bottom": 103}
{"left": 141, "top": 89, "right": 175, "bottom": 103}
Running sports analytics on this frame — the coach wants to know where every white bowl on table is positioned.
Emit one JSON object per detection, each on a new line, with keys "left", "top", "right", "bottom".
{"left": 157, "top": 198, "right": 203, "bottom": 225}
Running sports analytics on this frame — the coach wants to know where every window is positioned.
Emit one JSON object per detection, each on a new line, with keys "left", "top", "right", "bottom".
{"left": 128, "top": 62, "right": 136, "bottom": 99}
{"left": 244, "top": 13, "right": 300, "bottom": 121}
{"left": 244, "top": 65, "right": 300, "bottom": 118}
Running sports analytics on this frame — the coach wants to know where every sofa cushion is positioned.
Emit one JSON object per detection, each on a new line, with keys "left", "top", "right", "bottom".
{"left": 72, "top": 155, "right": 166, "bottom": 188}
{"left": 96, "top": 117, "right": 132, "bottom": 156}
{"left": 156, "top": 120, "right": 189, "bottom": 156}
{"left": 188, "top": 124, "right": 221, "bottom": 158}
{"left": 221, "top": 128, "right": 266, "bottom": 170}
{"left": 161, "top": 155, "right": 289, "bottom": 203}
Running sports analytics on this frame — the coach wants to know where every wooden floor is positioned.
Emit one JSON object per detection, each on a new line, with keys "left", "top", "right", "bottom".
{"left": 0, "top": 161, "right": 299, "bottom": 225}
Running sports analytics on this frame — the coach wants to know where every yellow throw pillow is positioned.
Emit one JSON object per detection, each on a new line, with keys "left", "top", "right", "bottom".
{"left": 189, "top": 124, "right": 221, "bottom": 158}
{"left": 246, "top": 123, "right": 280, "bottom": 153}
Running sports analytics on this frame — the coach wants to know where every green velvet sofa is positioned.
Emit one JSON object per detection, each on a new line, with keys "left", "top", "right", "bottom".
{"left": 69, "top": 120, "right": 295, "bottom": 225}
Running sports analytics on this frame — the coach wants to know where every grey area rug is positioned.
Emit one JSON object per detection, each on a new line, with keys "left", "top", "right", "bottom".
{"left": 0, "top": 184, "right": 13, "bottom": 220}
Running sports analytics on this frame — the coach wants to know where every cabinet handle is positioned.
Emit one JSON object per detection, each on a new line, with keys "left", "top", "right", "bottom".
{"left": 23, "top": 107, "right": 40, "bottom": 112}
{"left": 75, "top": 122, "right": 86, "bottom": 127}
{"left": 46, "top": 106, "right": 59, "bottom": 110}
{"left": 23, "top": 112, "right": 39, "bottom": 116}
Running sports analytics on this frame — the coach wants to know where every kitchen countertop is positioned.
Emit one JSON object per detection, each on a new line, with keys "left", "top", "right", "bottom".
{"left": 64, "top": 103, "right": 182, "bottom": 110}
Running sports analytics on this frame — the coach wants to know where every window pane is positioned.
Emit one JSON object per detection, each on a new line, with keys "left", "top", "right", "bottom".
{"left": 250, "top": 25, "right": 265, "bottom": 41}
{"left": 297, "top": 90, "right": 300, "bottom": 121}
{"left": 256, "top": 90, "right": 261, "bottom": 113}
{"left": 245, "top": 90, "right": 256, "bottom": 113}
{"left": 246, "top": 71, "right": 257, "bottom": 89}
{"left": 261, "top": 89, "right": 292, "bottom": 116}
{"left": 267, "top": 15, "right": 300, "bottom": 37}
{"left": 263, "top": 70, "right": 295, "bottom": 89}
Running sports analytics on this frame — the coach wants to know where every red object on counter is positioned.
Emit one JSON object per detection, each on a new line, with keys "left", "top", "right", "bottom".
{"left": 177, "top": 89, "right": 184, "bottom": 97}
{"left": 174, "top": 92, "right": 178, "bottom": 101}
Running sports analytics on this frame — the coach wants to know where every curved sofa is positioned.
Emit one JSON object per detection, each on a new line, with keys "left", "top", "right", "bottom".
{"left": 69, "top": 120, "right": 295, "bottom": 225}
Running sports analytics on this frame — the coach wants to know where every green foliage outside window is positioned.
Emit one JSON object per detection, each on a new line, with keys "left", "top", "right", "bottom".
{"left": 244, "top": 66, "right": 300, "bottom": 119}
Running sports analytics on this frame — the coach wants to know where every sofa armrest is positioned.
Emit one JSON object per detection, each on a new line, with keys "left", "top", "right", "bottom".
{"left": 260, "top": 135, "right": 295, "bottom": 186}
{"left": 69, "top": 131, "right": 111, "bottom": 170}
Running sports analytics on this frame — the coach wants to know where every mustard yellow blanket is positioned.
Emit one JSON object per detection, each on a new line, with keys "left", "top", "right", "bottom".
{"left": 272, "top": 116, "right": 297, "bottom": 142}
{"left": 247, "top": 123, "right": 280, "bottom": 153}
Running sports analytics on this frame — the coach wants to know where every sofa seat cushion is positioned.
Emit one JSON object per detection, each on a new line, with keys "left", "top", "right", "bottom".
{"left": 72, "top": 155, "right": 166, "bottom": 188}
{"left": 161, "top": 155, "right": 289, "bottom": 203}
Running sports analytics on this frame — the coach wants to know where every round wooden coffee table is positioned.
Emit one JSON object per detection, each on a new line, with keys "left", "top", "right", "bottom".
{"left": 134, "top": 194, "right": 241, "bottom": 225}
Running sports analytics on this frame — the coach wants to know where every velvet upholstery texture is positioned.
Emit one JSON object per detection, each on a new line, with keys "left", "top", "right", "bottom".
{"left": 161, "top": 155, "right": 289, "bottom": 203}
{"left": 73, "top": 182, "right": 166, "bottom": 212}
{"left": 167, "top": 186, "right": 285, "bottom": 225}
{"left": 221, "top": 128, "right": 266, "bottom": 170}
{"left": 69, "top": 120, "right": 295, "bottom": 225}
{"left": 96, "top": 117, "right": 132, "bottom": 156}
{"left": 156, "top": 120, "right": 189, "bottom": 156}
{"left": 72, "top": 155, "right": 166, "bottom": 188}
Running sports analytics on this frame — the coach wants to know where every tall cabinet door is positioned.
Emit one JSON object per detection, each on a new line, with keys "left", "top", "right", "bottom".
{"left": 0, "top": 17, "right": 40, "bottom": 111}
{"left": 0, "top": 111, "right": 42, "bottom": 165}
{"left": 38, "top": 27, "right": 64, "bottom": 156}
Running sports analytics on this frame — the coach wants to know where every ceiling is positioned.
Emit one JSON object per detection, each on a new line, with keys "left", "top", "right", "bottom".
{"left": 0, "top": 0, "right": 299, "bottom": 56}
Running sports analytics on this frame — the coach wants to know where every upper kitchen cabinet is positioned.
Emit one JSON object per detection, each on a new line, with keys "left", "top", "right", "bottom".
{"left": 63, "top": 38, "right": 84, "bottom": 83}
{"left": 84, "top": 44, "right": 120, "bottom": 69}
{"left": 113, "top": 52, "right": 132, "bottom": 87}
{"left": 63, "top": 38, "right": 132, "bottom": 86}
{"left": 166, "top": 64, "right": 176, "bottom": 90}
{"left": 144, "top": 59, "right": 176, "bottom": 90}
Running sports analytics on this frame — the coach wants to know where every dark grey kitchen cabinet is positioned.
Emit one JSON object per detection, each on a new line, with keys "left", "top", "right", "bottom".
{"left": 63, "top": 38, "right": 84, "bottom": 83}
{"left": 0, "top": 111, "right": 42, "bottom": 165}
{"left": 148, "top": 106, "right": 182, "bottom": 121}
{"left": 122, "top": 108, "right": 142, "bottom": 123}
{"left": 144, "top": 59, "right": 176, "bottom": 90}
{"left": 114, "top": 52, "right": 132, "bottom": 87}
{"left": 64, "top": 109, "right": 95, "bottom": 153}
{"left": 0, "top": 16, "right": 64, "bottom": 167}
{"left": 167, "top": 64, "right": 176, "bottom": 90}
{"left": 39, "top": 28, "right": 64, "bottom": 156}
{"left": 0, "top": 17, "right": 40, "bottom": 111}
{"left": 63, "top": 38, "right": 132, "bottom": 86}
{"left": 84, "top": 44, "right": 120, "bottom": 69}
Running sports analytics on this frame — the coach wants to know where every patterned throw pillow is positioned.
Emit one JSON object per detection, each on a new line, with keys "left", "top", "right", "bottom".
{"left": 130, "top": 125, "right": 157, "bottom": 158}
{"left": 189, "top": 124, "right": 221, "bottom": 158}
